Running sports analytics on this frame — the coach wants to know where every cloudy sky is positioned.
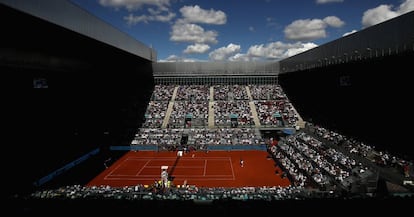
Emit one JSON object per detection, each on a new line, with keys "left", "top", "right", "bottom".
{"left": 70, "top": 0, "right": 414, "bottom": 62}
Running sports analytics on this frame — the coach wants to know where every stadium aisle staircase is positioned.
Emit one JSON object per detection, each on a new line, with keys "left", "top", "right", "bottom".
{"left": 246, "top": 86, "right": 261, "bottom": 127}
{"left": 248, "top": 101, "right": 261, "bottom": 127}
{"left": 245, "top": 85, "right": 253, "bottom": 101}
{"left": 162, "top": 85, "right": 179, "bottom": 128}
{"left": 208, "top": 86, "right": 215, "bottom": 128}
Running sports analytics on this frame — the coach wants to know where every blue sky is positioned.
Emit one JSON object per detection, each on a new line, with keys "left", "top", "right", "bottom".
{"left": 70, "top": 0, "right": 414, "bottom": 62}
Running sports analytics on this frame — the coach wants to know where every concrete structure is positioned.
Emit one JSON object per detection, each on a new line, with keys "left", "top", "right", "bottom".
{"left": 1, "top": 0, "right": 413, "bottom": 200}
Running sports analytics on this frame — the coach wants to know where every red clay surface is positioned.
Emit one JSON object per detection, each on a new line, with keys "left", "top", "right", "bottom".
{"left": 86, "top": 150, "right": 291, "bottom": 188}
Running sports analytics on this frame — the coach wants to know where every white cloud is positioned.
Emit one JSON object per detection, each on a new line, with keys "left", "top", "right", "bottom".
{"left": 400, "top": 0, "right": 414, "bottom": 14}
{"left": 284, "top": 19, "right": 325, "bottom": 41}
{"left": 246, "top": 41, "right": 317, "bottom": 60}
{"left": 169, "top": 5, "right": 227, "bottom": 55}
{"left": 343, "top": 30, "right": 357, "bottom": 37}
{"left": 285, "top": 42, "right": 318, "bottom": 57}
{"left": 101, "top": 0, "right": 175, "bottom": 24}
{"left": 99, "top": 0, "right": 171, "bottom": 11}
{"left": 284, "top": 16, "right": 344, "bottom": 41}
{"left": 362, "top": 5, "right": 399, "bottom": 28}
{"left": 180, "top": 5, "right": 227, "bottom": 25}
{"left": 208, "top": 43, "right": 241, "bottom": 61}
{"left": 159, "top": 55, "right": 199, "bottom": 62}
{"left": 323, "top": 16, "right": 345, "bottom": 27}
{"left": 316, "top": 0, "right": 343, "bottom": 4}
{"left": 362, "top": 0, "right": 414, "bottom": 28}
{"left": 184, "top": 43, "right": 211, "bottom": 54}
{"left": 124, "top": 10, "right": 175, "bottom": 24}
{"left": 170, "top": 20, "right": 218, "bottom": 44}
{"left": 210, "top": 41, "right": 318, "bottom": 62}
{"left": 228, "top": 53, "right": 251, "bottom": 62}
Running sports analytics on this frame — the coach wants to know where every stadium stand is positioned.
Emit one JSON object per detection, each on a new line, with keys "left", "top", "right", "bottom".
{"left": 2, "top": 0, "right": 413, "bottom": 215}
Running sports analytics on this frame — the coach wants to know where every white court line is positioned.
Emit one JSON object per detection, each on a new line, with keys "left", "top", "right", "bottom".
{"left": 229, "top": 157, "right": 235, "bottom": 180}
{"left": 104, "top": 176, "right": 234, "bottom": 181}
{"left": 203, "top": 159, "right": 207, "bottom": 176}
{"left": 105, "top": 156, "right": 235, "bottom": 181}
{"left": 105, "top": 158, "right": 153, "bottom": 178}
{"left": 105, "top": 157, "right": 130, "bottom": 178}
{"left": 135, "top": 159, "right": 151, "bottom": 176}
{"left": 127, "top": 156, "right": 226, "bottom": 159}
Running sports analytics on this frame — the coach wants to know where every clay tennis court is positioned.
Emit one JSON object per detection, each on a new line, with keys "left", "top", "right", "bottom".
{"left": 86, "top": 150, "right": 291, "bottom": 188}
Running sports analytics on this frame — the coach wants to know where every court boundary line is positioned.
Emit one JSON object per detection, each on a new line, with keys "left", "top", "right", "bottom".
{"left": 104, "top": 156, "right": 235, "bottom": 181}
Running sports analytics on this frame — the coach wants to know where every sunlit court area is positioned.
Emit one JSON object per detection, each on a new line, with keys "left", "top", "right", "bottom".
{"left": 87, "top": 150, "right": 290, "bottom": 188}
{"left": 3, "top": 0, "right": 414, "bottom": 215}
